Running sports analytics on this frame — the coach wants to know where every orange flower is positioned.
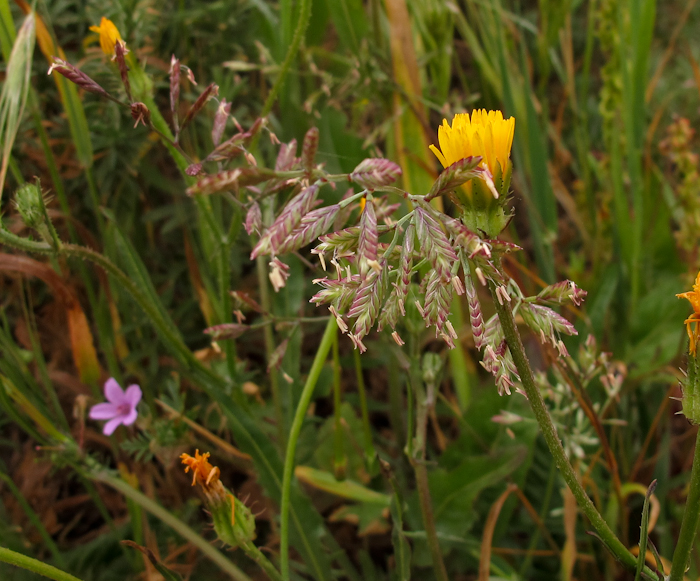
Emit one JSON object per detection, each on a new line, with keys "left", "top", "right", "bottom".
{"left": 677, "top": 271, "right": 700, "bottom": 355}
{"left": 429, "top": 110, "right": 515, "bottom": 177}
{"left": 181, "top": 450, "right": 228, "bottom": 506}
{"left": 90, "top": 17, "right": 123, "bottom": 56}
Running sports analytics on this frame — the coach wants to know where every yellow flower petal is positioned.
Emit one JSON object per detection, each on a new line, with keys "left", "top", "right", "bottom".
{"left": 430, "top": 109, "right": 515, "bottom": 176}
{"left": 90, "top": 17, "right": 122, "bottom": 56}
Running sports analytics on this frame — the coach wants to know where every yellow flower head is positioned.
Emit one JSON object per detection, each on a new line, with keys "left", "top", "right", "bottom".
{"left": 90, "top": 17, "right": 123, "bottom": 56}
{"left": 429, "top": 109, "right": 515, "bottom": 176}
{"left": 677, "top": 271, "right": 700, "bottom": 355}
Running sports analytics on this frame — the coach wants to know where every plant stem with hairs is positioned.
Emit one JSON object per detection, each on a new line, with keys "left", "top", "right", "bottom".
{"left": 487, "top": 269, "right": 657, "bottom": 579}
{"left": 0, "top": 547, "right": 83, "bottom": 581}
{"left": 669, "top": 351, "right": 700, "bottom": 581}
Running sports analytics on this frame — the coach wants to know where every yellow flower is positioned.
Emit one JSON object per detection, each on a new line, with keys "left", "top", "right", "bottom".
{"left": 677, "top": 271, "right": 700, "bottom": 355}
{"left": 89, "top": 17, "right": 123, "bottom": 56}
{"left": 429, "top": 109, "right": 515, "bottom": 176}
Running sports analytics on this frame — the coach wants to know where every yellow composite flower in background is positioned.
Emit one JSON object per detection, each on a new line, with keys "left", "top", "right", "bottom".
{"left": 429, "top": 109, "right": 515, "bottom": 176}
{"left": 677, "top": 271, "right": 700, "bottom": 355}
{"left": 90, "top": 17, "right": 123, "bottom": 56}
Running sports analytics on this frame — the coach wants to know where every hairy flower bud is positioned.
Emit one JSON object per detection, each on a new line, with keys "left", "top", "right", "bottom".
{"left": 181, "top": 451, "right": 256, "bottom": 548}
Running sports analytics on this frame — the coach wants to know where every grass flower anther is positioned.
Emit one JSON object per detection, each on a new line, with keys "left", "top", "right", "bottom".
{"left": 89, "top": 17, "right": 123, "bottom": 57}
{"left": 677, "top": 271, "right": 700, "bottom": 355}
{"left": 88, "top": 377, "right": 141, "bottom": 435}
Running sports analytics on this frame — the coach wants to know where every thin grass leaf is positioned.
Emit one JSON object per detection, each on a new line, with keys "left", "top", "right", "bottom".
{"left": 0, "top": 11, "right": 34, "bottom": 197}
{"left": 634, "top": 480, "right": 658, "bottom": 581}
{"left": 0, "top": 0, "right": 16, "bottom": 61}
{"left": 14, "top": 1, "right": 93, "bottom": 169}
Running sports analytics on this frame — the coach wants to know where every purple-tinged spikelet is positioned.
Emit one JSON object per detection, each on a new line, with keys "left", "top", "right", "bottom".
{"left": 357, "top": 199, "right": 378, "bottom": 278}
{"left": 251, "top": 184, "right": 320, "bottom": 259}
{"left": 245, "top": 202, "right": 262, "bottom": 236}
{"left": 207, "top": 118, "right": 265, "bottom": 162}
{"left": 276, "top": 139, "right": 298, "bottom": 171}
{"left": 204, "top": 323, "right": 249, "bottom": 340}
{"left": 275, "top": 205, "right": 340, "bottom": 254}
{"left": 535, "top": 280, "right": 587, "bottom": 307}
{"left": 114, "top": 41, "right": 132, "bottom": 102}
{"left": 422, "top": 269, "right": 456, "bottom": 347}
{"left": 425, "top": 156, "right": 484, "bottom": 201}
{"left": 212, "top": 99, "right": 232, "bottom": 147}
{"left": 414, "top": 206, "right": 458, "bottom": 284}
{"left": 301, "top": 127, "right": 319, "bottom": 174}
{"left": 187, "top": 168, "right": 266, "bottom": 196}
{"left": 464, "top": 266, "right": 485, "bottom": 350}
{"left": 48, "top": 58, "right": 111, "bottom": 99}
{"left": 130, "top": 102, "right": 151, "bottom": 128}
{"left": 169, "top": 56, "right": 181, "bottom": 133}
{"left": 310, "top": 276, "right": 361, "bottom": 312}
{"left": 347, "top": 264, "right": 387, "bottom": 352}
{"left": 179, "top": 83, "right": 219, "bottom": 138}
{"left": 349, "top": 159, "right": 402, "bottom": 191}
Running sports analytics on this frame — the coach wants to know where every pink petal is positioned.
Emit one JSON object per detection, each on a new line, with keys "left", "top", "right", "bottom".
{"left": 102, "top": 416, "right": 124, "bottom": 436}
{"left": 121, "top": 407, "right": 138, "bottom": 426}
{"left": 89, "top": 402, "right": 119, "bottom": 420}
{"left": 103, "top": 378, "right": 124, "bottom": 404}
{"left": 124, "top": 384, "right": 142, "bottom": 407}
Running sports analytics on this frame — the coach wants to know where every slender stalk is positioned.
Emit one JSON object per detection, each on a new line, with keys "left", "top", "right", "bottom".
{"left": 332, "top": 331, "right": 347, "bottom": 480}
{"left": 97, "top": 474, "right": 252, "bottom": 581}
{"left": 0, "top": 547, "right": 83, "bottom": 581}
{"left": 353, "top": 349, "right": 377, "bottom": 470}
{"left": 280, "top": 318, "right": 337, "bottom": 580}
{"left": 256, "top": 255, "right": 286, "bottom": 447}
{"left": 669, "top": 427, "right": 700, "bottom": 581}
{"left": 488, "top": 280, "right": 656, "bottom": 579}
{"left": 408, "top": 364, "right": 449, "bottom": 581}
{"left": 241, "top": 541, "right": 284, "bottom": 581}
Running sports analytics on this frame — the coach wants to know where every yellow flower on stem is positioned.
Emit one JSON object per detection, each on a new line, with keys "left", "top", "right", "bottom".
{"left": 677, "top": 271, "right": 700, "bottom": 355}
{"left": 429, "top": 109, "right": 515, "bottom": 177}
{"left": 90, "top": 17, "right": 123, "bottom": 56}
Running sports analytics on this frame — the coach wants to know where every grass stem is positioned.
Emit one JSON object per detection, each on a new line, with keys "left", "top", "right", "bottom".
{"left": 279, "top": 317, "right": 337, "bottom": 580}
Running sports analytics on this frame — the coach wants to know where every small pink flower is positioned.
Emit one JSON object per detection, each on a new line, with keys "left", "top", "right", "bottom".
{"left": 89, "top": 378, "right": 142, "bottom": 436}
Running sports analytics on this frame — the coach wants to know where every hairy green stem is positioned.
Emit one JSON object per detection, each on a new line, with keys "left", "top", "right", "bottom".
{"left": 669, "top": 426, "right": 700, "bottom": 581}
{"left": 489, "top": 281, "right": 656, "bottom": 578}
{"left": 0, "top": 547, "right": 83, "bottom": 581}
{"left": 96, "top": 474, "right": 251, "bottom": 581}
{"left": 280, "top": 317, "right": 337, "bottom": 580}
{"left": 242, "top": 541, "right": 283, "bottom": 581}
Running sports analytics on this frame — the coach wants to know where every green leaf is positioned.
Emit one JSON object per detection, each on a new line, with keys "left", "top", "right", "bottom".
{"left": 295, "top": 466, "right": 390, "bottom": 505}
{"left": 0, "top": 11, "right": 34, "bottom": 196}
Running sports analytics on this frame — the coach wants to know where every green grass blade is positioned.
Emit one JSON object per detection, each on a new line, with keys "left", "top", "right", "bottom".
{"left": 0, "top": 0, "right": 15, "bottom": 60}
{"left": 0, "top": 11, "right": 35, "bottom": 197}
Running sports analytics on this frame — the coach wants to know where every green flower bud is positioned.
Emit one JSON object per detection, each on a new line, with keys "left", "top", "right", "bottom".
{"left": 181, "top": 450, "right": 256, "bottom": 549}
